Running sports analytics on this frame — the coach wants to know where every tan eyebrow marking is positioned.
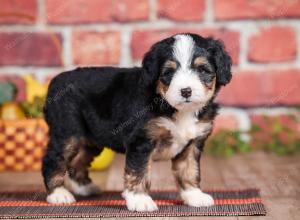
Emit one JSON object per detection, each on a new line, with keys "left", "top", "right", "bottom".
{"left": 194, "top": 56, "right": 208, "bottom": 67}
{"left": 163, "top": 60, "right": 177, "bottom": 69}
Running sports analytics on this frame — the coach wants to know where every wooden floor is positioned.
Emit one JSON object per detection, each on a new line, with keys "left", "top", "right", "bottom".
{"left": 0, "top": 152, "right": 299, "bottom": 220}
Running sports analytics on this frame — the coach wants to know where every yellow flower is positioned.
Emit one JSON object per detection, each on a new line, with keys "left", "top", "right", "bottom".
{"left": 22, "top": 74, "right": 48, "bottom": 103}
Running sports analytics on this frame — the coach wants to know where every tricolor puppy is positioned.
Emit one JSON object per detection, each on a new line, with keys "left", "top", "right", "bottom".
{"left": 42, "top": 33, "right": 232, "bottom": 211}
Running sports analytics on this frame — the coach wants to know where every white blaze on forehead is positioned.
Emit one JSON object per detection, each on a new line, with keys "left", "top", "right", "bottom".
{"left": 164, "top": 34, "right": 207, "bottom": 110}
{"left": 173, "top": 34, "right": 195, "bottom": 68}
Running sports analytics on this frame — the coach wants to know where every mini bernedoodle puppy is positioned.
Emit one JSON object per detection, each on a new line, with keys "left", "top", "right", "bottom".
{"left": 42, "top": 33, "right": 232, "bottom": 211}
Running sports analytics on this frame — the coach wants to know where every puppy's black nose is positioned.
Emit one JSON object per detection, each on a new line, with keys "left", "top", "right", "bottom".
{"left": 181, "top": 87, "right": 192, "bottom": 98}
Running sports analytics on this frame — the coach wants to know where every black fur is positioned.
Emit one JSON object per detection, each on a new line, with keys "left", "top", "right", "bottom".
{"left": 207, "top": 38, "right": 232, "bottom": 88}
{"left": 141, "top": 37, "right": 175, "bottom": 88}
{"left": 42, "top": 33, "right": 232, "bottom": 196}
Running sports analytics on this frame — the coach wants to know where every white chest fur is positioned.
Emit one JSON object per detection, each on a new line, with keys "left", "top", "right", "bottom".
{"left": 155, "top": 111, "right": 212, "bottom": 158}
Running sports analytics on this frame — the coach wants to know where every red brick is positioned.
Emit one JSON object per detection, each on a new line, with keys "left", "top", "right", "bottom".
{"left": 131, "top": 30, "right": 174, "bottom": 61}
{"left": 214, "top": 0, "right": 300, "bottom": 20}
{"left": 248, "top": 27, "right": 296, "bottom": 63}
{"left": 218, "top": 70, "right": 300, "bottom": 106}
{"left": 213, "top": 115, "right": 239, "bottom": 132}
{"left": 45, "top": 0, "right": 149, "bottom": 24}
{"left": 72, "top": 31, "right": 120, "bottom": 65}
{"left": 0, "top": 0, "right": 37, "bottom": 24}
{"left": 131, "top": 29, "right": 239, "bottom": 64}
{"left": 0, "top": 75, "right": 26, "bottom": 102}
{"left": 0, "top": 32, "right": 62, "bottom": 66}
{"left": 157, "top": 0, "right": 205, "bottom": 21}
{"left": 114, "top": 0, "right": 149, "bottom": 22}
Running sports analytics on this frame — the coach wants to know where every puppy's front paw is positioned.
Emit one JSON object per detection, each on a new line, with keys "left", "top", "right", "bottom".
{"left": 46, "top": 186, "right": 76, "bottom": 204}
{"left": 122, "top": 190, "right": 158, "bottom": 212}
{"left": 181, "top": 188, "right": 214, "bottom": 207}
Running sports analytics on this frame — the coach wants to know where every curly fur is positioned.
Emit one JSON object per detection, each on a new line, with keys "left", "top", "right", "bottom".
{"left": 42, "top": 33, "right": 232, "bottom": 211}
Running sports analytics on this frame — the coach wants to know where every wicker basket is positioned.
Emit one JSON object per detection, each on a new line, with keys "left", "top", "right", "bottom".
{"left": 0, "top": 119, "right": 48, "bottom": 171}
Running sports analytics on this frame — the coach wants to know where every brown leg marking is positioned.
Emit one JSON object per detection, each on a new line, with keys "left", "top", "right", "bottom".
{"left": 68, "top": 147, "right": 93, "bottom": 185}
{"left": 66, "top": 139, "right": 101, "bottom": 185}
{"left": 45, "top": 137, "right": 82, "bottom": 193}
{"left": 171, "top": 142, "right": 201, "bottom": 190}
{"left": 47, "top": 169, "right": 66, "bottom": 193}
{"left": 124, "top": 159, "right": 152, "bottom": 193}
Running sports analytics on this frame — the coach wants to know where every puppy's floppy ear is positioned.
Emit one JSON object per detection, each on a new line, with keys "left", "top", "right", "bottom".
{"left": 141, "top": 37, "right": 173, "bottom": 87}
{"left": 141, "top": 46, "right": 159, "bottom": 87}
{"left": 207, "top": 38, "right": 232, "bottom": 87}
{"left": 141, "top": 44, "right": 160, "bottom": 87}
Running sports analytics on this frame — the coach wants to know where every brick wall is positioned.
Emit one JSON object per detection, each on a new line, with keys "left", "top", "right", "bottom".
{"left": 0, "top": 0, "right": 300, "bottom": 132}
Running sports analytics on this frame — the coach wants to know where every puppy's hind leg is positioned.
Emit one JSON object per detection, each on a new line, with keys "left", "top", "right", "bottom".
{"left": 42, "top": 138, "right": 76, "bottom": 204}
{"left": 65, "top": 143, "right": 102, "bottom": 197}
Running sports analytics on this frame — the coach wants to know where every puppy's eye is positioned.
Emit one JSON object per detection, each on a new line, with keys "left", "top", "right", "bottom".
{"left": 162, "top": 68, "right": 175, "bottom": 76}
{"left": 196, "top": 66, "right": 215, "bottom": 86}
{"left": 160, "top": 68, "right": 175, "bottom": 85}
{"left": 196, "top": 66, "right": 211, "bottom": 74}
{"left": 202, "top": 74, "right": 215, "bottom": 82}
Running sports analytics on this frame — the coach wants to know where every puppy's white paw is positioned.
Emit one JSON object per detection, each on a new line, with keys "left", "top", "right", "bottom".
{"left": 181, "top": 188, "right": 214, "bottom": 207}
{"left": 46, "top": 186, "right": 76, "bottom": 204}
{"left": 66, "top": 178, "right": 101, "bottom": 196}
{"left": 122, "top": 190, "right": 158, "bottom": 212}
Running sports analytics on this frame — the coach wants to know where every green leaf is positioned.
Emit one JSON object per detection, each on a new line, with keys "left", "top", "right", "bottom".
{"left": 0, "top": 82, "right": 17, "bottom": 104}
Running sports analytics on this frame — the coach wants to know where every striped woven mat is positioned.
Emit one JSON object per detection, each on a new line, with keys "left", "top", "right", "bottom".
{"left": 0, "top": 189, "right": 266, "bottom": 218}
